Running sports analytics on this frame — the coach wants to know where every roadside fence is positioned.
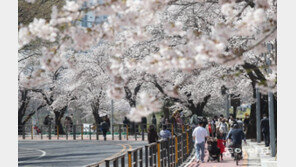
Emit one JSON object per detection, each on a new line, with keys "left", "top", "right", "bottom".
{"left": 86, "top": 126, "right": 194, "bottom": 167}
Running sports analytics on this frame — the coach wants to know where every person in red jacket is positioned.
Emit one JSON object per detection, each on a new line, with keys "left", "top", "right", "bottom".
{"left": 217, "top": 133, "right": 226, "bottom": 160}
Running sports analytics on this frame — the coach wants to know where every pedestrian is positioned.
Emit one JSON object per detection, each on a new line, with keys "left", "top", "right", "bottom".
{"left": 148, "top": 125, "right": 158, "bottom": 144}
{"left": 192, "top": 122, "right": 209, "bottom": 163}
{"left": 152, "top": 114, "right": 157, "bottom": 128}
{"left": 123, "top": 117, "right": 130, "bottom": 128}
{"left": 218, "top": 119, "right": 228, "bottom": 140}
{"left": 159, "top": 125, "right": 172, "bottom": 141}
{"left": 217, "top": 132, "right": 226, "bottom": 160}
{"left": 243, "top": 114, "right": 250, "bottom": 132}
{"left": 202, "top": 117, "right": 208, "bottom": 128}
{"left": 211, "top": 117, "right": 217, "bottom": 137}
{"left": 105, "top": 116, "right": 111, "bottom": 129}
{"left": 190, "top": 114, "right": 199, "bottom": 127}
{"left": 237, "top": 118, "right": 244, "bottom": 130}
{"left": 101, "top": 120, "right": 109, "bottom": 141}
{"left": 261, "top": 114, "right": 270, "bottom": 147}
{"left": 159, "top": 115, "right": 165, "bottom": 129}
{"left": 141, "top": 117, "right": 147, "bottom": 132}
{"left": 43, "top": 114, "right": 51, "bottom": 126}
{"left": 207, "top": 119, "right": 213, "bottom": 137}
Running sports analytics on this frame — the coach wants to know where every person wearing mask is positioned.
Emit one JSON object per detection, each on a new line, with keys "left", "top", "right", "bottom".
{"left": 148, "top": 125, "right": 158, "bottom": 144}
{"left": 261, "top": 114, "right": 270, "bottom": 147}
{"left": 192, "top": 122, "right": 209, "bottom": 163}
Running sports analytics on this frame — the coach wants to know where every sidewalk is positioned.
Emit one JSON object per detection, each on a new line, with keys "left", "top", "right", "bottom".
{"left": 184, "top": 140, "right": 277, "bottom": 167}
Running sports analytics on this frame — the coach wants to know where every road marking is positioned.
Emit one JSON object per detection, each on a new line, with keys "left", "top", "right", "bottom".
{"left": 18, "top": 147, "right": 46, "bottom": 163}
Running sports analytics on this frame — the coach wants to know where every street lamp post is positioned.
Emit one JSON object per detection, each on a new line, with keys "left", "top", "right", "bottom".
{"left": 268, "top": 91, "right": 276, "bottom": 157}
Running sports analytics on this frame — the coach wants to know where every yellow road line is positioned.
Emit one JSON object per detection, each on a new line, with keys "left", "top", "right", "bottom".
{"left": 243, "top": 148, "right": 249, "bottom": 165}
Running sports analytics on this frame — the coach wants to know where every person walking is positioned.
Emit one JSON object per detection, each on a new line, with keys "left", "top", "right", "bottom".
{"left": 101, "top": 120, "right": 109, "bottom": 141}
{"left": 218, "top": 119, "right": 228, "bottom": 140}
{"left": 261, "top": 114, "right": 270, "bottom": 147}
{"left": 148, "top": 125, "right": 158, "bottom": 144}
{"left": 237, "top": 118, "right": 244, "bottom": 130}
{"left": 201, "top": 117, "right": 208, "bottom": 128}
{"left": 211, "top": 118, "right": 217, "bottom": 137}
{"left": 243, "top": 114, "right": 250, "bottom": 132}
{"left": 192, "top": 122, "right": 209, "bottom": 163}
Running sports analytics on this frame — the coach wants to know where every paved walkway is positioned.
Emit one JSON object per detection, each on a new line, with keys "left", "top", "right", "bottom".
{"left": 184, "top": 140, "right": 277, "bottom": 167}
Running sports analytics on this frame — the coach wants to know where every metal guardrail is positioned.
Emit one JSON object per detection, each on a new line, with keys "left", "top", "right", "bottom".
{"left": 18, "top": 123, "right": 186, "bottom": 141}
{"left": 86, "top": 126, "right": 194, "bottom": 167}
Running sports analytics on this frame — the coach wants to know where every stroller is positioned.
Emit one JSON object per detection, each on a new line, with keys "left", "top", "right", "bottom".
{"left": 207, "top": 138, "right": 221, "bottom": 162}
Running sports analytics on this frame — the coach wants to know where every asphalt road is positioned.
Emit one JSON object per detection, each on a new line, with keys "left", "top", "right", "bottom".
{"left": 18, "top": 140, "right": 147, "bottom": 167}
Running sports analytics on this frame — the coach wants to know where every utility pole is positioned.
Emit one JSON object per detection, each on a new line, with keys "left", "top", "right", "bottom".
{"left": 268, "top": 91, "right": 276, "bottom": 157}
{"left": 256, "top": 88, "right": 261, "bottom": 143}
{"left": 225, "top": 94, "right": 230, "bottom": 118}
{"left": 111, "top": 99, "right": 114, "bottom": 134}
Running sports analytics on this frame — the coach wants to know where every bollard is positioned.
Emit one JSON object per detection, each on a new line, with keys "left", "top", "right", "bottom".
{"left": 73, "top": 124, "right": 76, "bottom": 140}
{"left": 89, "top": 125, "right": 92, "bottom": 140}
{"left": 31, "top": 125, "right": 33, "bottom": 140}
{"left": 157, "top": 142, "right": 161, "bottom": 167}
{"left": 48, "top": 124, "right": 52, "bottom": 140}
{"left": 57, "top": 125, "right": 59, "bottom": 140}
{"left": 128, "top": 151, "right": 132, "bottom": 167}
{"left": 81, "top": 125, "right": 84, "bottom": 140}
{"left": 119, "top": 125, "right": 122, "bottom": 140}
{"left": 22, "top": 125, "right": 25, "bottom": 139}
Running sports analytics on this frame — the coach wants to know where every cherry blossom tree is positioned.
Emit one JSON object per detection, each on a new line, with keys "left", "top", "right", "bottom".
{"left": 18, "top": 0, "right": 277, "bottom": 122}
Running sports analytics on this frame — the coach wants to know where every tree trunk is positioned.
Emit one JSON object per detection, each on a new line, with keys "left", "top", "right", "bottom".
{"left": 54, "top": 106, "right": 67, "bottom": 135}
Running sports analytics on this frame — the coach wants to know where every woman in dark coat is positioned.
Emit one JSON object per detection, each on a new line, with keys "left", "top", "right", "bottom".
{"left": 148, "top": 125, "right": 158, "bottom": 144}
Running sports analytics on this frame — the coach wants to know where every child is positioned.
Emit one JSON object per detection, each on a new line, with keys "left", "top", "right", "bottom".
{"left": 217, "top": 132, "right": 226, "bottom": 160}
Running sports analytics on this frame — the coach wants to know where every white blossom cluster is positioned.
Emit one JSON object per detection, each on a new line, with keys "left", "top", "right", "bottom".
{"left": 18, "top": 0, "right": 277, "bottom": 122}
